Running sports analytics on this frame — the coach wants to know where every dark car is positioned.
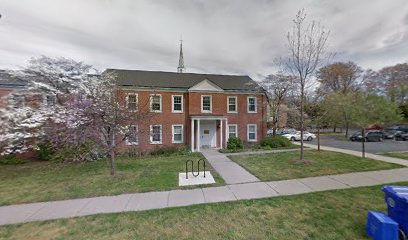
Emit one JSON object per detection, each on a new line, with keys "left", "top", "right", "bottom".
{"left": 383, "top": 129, "right": 399, "bottom": 139}
{"left": 350, "top": 130, "right": 384, "bottom": 142}
{"left": 395, "top": 131, "right": 408, "bottom": 141}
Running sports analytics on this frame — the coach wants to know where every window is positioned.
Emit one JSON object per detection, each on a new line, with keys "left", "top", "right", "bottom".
{"left": 172, "top": 125, "right": 184, "bottom": 143}
{"left": 201, "top": 95, "right": 212, "bottom": 113}
{"left": 150, "top": 94, "right": 162, "bottom": 112}
{"left": 228, "top": 124, "right": 238, "bottom": 138}
{"left": 12, "top": 95, "right": 24, "bottom": 108}
{"left": 247, "top": 96, "right": 257, "bottom": 113}
{"left": 126, "top": 125, "right": 138, "bottom": 145}
{"left": 172, "top": 95, "right": 183, "bottom": 113}
{"left": 247, "top": 124, "right": 257, "bottom": 142}
{"left": 150, "top": 125, "right": 162, "bottom": 144}
{"left": 227, "top": 96, "right": 237, "bottom": 113}
{"left": 43, "top": 95, "right": 56, "bottom": 107}
{"left": 127, "top": 94, "right": 138, "bottom": 111}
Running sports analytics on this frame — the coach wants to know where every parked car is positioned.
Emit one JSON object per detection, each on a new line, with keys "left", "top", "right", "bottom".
{"left": 350, "top": 130, "right": 384, "bottom": 142}
{"left": 267, "top": 128, "right": 296, "bottom": 136}
{"left": 395, "top": 131, "right": 408, "bottom": 141}
{"left": 282, "top": 131, "right": 316, "bottom": 141}
{"left": 382, "top": 129, "right": 400, "bottom": 139}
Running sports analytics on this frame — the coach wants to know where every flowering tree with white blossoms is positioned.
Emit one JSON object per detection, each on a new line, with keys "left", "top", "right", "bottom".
{"left": 0, "top": 56, "right": 151, "bottom": 175}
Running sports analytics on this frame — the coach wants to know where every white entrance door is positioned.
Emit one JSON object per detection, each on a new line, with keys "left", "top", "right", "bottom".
{"left": 200, "top": 121, "right": 216, "bottom": 148}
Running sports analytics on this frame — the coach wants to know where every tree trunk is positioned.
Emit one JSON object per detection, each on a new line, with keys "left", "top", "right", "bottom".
{"left": 361, "top": 128, "right": 366, "bottom": 158}
{"left": 317, "top": 127, "right": 321, "bottom": 151}
{"left": 110, "top": 144, "right": 115, "bottom": 176}
{"left": 300, "top": 88, "right": 304, "bottom": 161}
{"left": 333, "top": 126, "right": 336, "bottom": 133}
{"left": 345, "top": 121, "right": 349, "bottom": 138}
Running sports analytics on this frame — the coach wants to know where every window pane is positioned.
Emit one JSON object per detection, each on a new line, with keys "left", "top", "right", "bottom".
{"left": 173, "top": 96, "right": 182, "bottom": 111}
{"left": 46, "top": 95, "right": 55, "bottom": 106}
{"left": 202, "top": 96, "right": 211, "bottom": 111}
{"left": 128, "top": 95, "right": 137, "bottom": 110}
{"left": 152, "top": 96, "right": 161, "bottom": 111}
{"left": 249, "top": 133, "right": 256, "bottom": 140}
{"left": 249, "top": 125, "right": 256, "bottom": 132}
{"left": 128, "top": 126, "right": 137, "bottom": 143}
{"left": 174, "top": 134, "right": 182, "bottom": 141}
{"left": 152, "top": 126, "right": 161, "bottom": 141}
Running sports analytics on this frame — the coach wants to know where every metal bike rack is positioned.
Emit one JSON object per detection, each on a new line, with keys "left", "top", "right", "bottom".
{"left": 185, "top": 159, "right": 206, "bottom": 179}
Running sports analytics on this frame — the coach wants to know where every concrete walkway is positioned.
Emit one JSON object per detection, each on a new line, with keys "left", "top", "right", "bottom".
{"left": 1, "top": 167, "right": 408, "bottom": 226}
{"left": 299, "top": 143, "right": 408, "bottom": 167}
{"left": 201, "top": 149, "right": 259, "bottom": 184}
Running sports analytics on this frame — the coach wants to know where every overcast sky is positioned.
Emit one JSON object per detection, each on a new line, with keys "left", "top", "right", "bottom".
{"left": 0, "top": 0, "right": 408, "bottom": 80}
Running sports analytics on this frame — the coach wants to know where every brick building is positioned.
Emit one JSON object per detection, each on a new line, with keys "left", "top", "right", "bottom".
{"left": 111, "top": 69, "right": 268, "bottom": 153}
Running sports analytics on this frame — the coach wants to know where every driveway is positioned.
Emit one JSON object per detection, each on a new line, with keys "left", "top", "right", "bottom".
{"left": 306, "top": 134, "right": 408, "bottom": 154}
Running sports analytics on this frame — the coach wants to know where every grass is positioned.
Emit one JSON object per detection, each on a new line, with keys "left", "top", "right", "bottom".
{"left": 219, "top": 144, "right": 299, "bottom": 153}
{"left": 229, "top": 150, "right": 403, "bottom": 181}
{"left": 0, "top": 153, "right": 224, "bottom": 206}
{"left": 380, "top": 151, "right": 408, "bottom": 160}
{"left": 1, "top": 183, "right": 405, "bottom": 240}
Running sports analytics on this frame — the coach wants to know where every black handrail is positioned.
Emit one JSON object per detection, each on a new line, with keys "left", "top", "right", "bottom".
{"left": 185, "top": 159, "right": 206, "bottom": 179}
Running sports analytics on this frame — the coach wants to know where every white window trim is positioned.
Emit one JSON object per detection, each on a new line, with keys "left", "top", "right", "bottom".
{"left": 247, "top": 96, "right": 257, "bottom": 113}
{"left": 227, "top": 124, "right": 238, "bottom": 138}
{"left": 201, "top": 95, "right": 212, "bottom": 113}
{"left": 150, "top": 94, "right": 162, "bottom": 113}
{"left": 227, "top": 96, "right": 238, "bottom": 113}
{"left": 171, "top": 95, "right": 184, "bottom": 113}
{"left": 150, "top": 125, "right": 162, "bottom": 144}
{"left": 247, "top": 124, "right": 257, "bottom": 142}
{"left": 172, "top": 124, "right": 184, "bottom": 143}
{"left": 126, "top": 93, "right": 138, "bottom": 111}
{"left": 126, "top": 125, "right": 138, "bottom": 145}
{"left": 43, "top": 94, "right": 56, "bottom": 107}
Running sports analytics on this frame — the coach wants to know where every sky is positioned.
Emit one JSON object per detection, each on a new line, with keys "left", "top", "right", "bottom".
{"left": 0, "top": 0, "right": 408, "bottom": 80}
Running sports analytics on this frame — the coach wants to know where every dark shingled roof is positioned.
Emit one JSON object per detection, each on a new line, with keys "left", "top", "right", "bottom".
{"left": 106, "top": 69, "right": 262, "bottom": 92}
{"left": 0, "top": 70, "right": 26, "bottom": 89}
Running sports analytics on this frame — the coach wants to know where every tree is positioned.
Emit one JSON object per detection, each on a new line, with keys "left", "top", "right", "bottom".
{"left": 351, "top": 94, "right": 402, "bottom": 157}
{"left": 364, "top": 63, "right": 408, "bottom": 104}
{"left": 0, "top": 56, "right": 151, "bottom": 176}
{"left": 283, "top": 9, "right": 330, "bottom": 161}
{"left": 304, "top": 101, "right": 327, "bottom": 151}
{"left": 260, "top": 74, "right": 296, "bottom": 135}
{"left": 316, "top": 61, "right": 363, "bottom": 97}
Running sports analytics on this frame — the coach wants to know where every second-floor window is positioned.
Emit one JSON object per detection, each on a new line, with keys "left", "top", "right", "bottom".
{"left": 247, "top": 96, "right": 257, "bottom": 113}
{"left": 150, "top": 94, "right": 162, "bottom": 112}
{"left": 227, "top": 96, "right": 237, "bottom": 113}
{"left": 201, "top": 95, "right": 212, "bottom": 113}
{"left": 44, "top": 95, "right": 56, "bottom": 107}
{"left": 127, "top": 94, "right": 138, "bottom": 111}
{"left": 172, "top": 95, "right": 183, "bottom": 113}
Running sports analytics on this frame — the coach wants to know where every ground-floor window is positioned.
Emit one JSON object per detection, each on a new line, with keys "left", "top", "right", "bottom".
{"left": 150, "top": 125, "right": 162, "bottom": 144}
{"left": 172, "top": 124, "right": 184, "bottom": 143}
{"left": 228, "top": 124, "right": 238, "bottom": 138}
{"left": 247, "top": 124, "right": 257, "bottom": 142}
{"left": 126, "top": 125, "right": 138, "bottom": 145}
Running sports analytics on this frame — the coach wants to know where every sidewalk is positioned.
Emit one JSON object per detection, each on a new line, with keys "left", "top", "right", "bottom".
{"left": 299, "top": 143, "right": 408, "bottom": 167}
{"left": 1, "top": 167, "right": 408, "bottom": 226}
{"left": 201, "top": 149, "right": 259, "bottom": 184}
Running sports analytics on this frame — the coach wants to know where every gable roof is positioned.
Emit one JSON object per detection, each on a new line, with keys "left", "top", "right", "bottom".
{"left": 0, "top": 70, "right": 26, "bottom": 89}
{"left": 105, "top": 69, "right": 262, "bottom": 92}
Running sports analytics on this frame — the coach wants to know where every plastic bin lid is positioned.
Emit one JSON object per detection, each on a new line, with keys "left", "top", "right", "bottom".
{"left": 382, "top": 185, "right": 408, "bottom": 203}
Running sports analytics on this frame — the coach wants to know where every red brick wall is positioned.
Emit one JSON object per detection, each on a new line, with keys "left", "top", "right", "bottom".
{"left": 117, "top": 89, "right": 267, "bottom": 153}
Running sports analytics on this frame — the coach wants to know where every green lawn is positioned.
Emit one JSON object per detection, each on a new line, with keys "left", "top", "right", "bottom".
{"left": 380, "top": 151, "right": 408, "bottom": 160}
{"left": 229, "top": 150, "right": 403, "bottom": 181}
{"left": 0, "top": 153, "right": 224, "bottom": 206}
{"left": 219, "top": 144, "right": 299, "bottom": 154}
{"left": 1, "top": 183, "right": 405, "bottom": 240}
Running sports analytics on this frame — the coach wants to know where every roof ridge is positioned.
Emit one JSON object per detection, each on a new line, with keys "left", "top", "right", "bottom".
{"left": 105, "top": 68, "right": 249, "bottom": 78}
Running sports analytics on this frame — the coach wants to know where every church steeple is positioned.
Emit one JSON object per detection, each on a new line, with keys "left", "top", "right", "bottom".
{"left": 177, "top": 40, "right": 185, "bottom": 73}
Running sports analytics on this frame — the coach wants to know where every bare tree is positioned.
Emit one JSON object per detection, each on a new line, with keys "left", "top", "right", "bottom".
{"left": 283, "top": 9, "right": 330, "bottom": 161}
{"left": 260, "top": 74, "right": 296, "bottom": 135}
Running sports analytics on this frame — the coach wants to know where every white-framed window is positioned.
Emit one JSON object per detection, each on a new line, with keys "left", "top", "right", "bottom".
{"left": 201, "top": 95, "right": 212, "bottom": 113}
{"left": 126, "top": 125, "right": 138, "bottom": 145}
{"left": 172, "top": 95, "right": 183, "bottom": 113}
{"left": 150, "top": 94, "right": 162, "bottom": 112}
{"left": 126, "top": 93, "right": 138, "bottom": 111}
{"left": 227, "top": 124, "right": 238, "bottom": 139}
{"left": 227, "top": 96, "right": 237, "bottom": 113}
{"left": 43, "top": 94, "right": 56, "bottom": 107}
{"left": 247, "top": 124, "right": 257, "bottom": 142}
{"left": 247, "top": 96, "right": 257, "bottom": 113}
{"left": 150, "top": 125, "right": 162, "bottom": 144}
{"left": 172, "top": 124, "right": 184, "bottom": 143}
{"left": 12, "top": 94, "right": 25, "bottom": 108}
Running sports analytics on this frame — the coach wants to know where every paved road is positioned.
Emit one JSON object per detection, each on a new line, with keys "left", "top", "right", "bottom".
{"left": 307, "top": 134, "right": 408, "bottom": 154}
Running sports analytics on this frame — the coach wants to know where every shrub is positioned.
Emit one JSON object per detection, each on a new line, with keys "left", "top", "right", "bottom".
{"left": 227, "top": 137, "right": 244, "bottom": 151}
{"left": 150, "top": 146, "right": 188, "bottom": 156}
{"left": 260, "top": 136, "right": 292, "bottom": 148}
{"left": 0, "top": 154, "right": 27, "bottom": 165}
{"left": 37, "top": 142, "right": 55, "bottom": 161}
{"left": 51, "top": 141, "right": 105, "bottom": 163}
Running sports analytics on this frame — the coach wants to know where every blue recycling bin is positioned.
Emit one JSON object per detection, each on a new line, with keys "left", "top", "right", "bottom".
{"left": 382, "top": 185, "right": 408, "bottom": 236}
{"left": 366, "top": 211, "right": 399, "bottom": 240}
